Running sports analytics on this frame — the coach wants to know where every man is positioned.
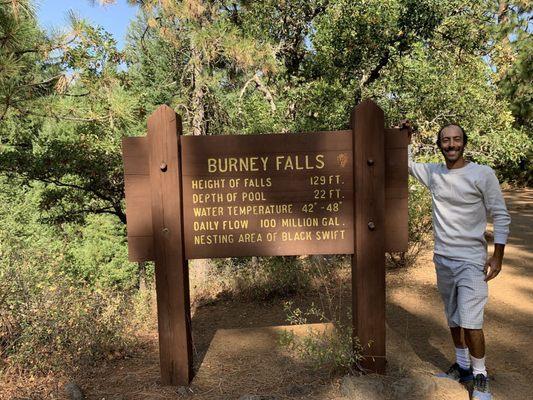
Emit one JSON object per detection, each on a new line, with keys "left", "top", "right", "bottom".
{"left": 407, "top": 123, "right": 511, "bottom": 400}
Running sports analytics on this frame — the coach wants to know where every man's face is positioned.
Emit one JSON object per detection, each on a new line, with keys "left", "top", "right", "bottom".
{"left": 439, "top": 126, "right": 465, "bottom": 163}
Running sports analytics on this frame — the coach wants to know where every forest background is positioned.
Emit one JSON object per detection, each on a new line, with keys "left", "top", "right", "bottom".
{"left": 0, "top": 0, "right": 531, "bottom": 384}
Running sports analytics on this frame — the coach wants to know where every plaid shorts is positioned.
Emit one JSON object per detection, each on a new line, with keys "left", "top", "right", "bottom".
{"left": 433, "top": 254, "right": 488, "bottom": 329}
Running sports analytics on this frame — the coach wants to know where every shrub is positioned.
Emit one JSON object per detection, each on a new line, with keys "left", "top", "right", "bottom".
{"left": 278, "top": 256, "right": 368, "bottom": 375}
{"left": 0, "top": 179, "right": 148, "bottom": 375}
{"left": 192, "top": 256, "right": 311, "bottom": 303}
{"left": 0, "top": 260, "right": 139, "bottom": 374}
{"left": 278, "top": 301, "right": 365, "bottom": 376}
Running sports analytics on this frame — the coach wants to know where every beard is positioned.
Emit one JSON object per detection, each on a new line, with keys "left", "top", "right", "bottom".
{"left": 440, "top": 145, "right": 465, "bottom": 163}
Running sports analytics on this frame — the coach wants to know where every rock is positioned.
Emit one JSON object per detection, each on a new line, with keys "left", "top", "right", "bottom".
{"left": 340, "top": 374, "right": 385, "bottom": 400}
{"left": 431, "top": 376, "right": 468, "bottom": 399}
{"left": 64, "top": 382, "right": 84, "bottom": 400}
{"left": 390, "top": 376, "right": 437, "bottom": 399}
{"left": 238, "top": 396, "right": 279, "bottom": 400}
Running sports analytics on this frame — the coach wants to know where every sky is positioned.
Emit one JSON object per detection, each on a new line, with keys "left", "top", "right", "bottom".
{"left": 36, "top": 0, "right": 138, "bottom": 49}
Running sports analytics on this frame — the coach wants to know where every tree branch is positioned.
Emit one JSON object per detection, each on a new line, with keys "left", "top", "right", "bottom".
{"left": 361, "top": 33, "right": 409, "bottom": 88}
{"left": 239, "top": 72, "right": 276, "bottom": 112}
{"left": 36, "top": 177, "right": 126, "bottom": 223}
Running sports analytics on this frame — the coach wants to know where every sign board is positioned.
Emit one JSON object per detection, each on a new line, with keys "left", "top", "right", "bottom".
{"left": 122, "top": 129, "right": 407, "bottom": 262}
{"left": 181, "top": 131, "right": 354, "bottom": 258}
{"left": 121, "top": 100, "right": 409, "bottom": 385}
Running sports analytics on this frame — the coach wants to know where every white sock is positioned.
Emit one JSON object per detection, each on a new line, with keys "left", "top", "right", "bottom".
{"left": 455, "top": 347, "right": 471, "bottom": 370}
{"left": 471, "top": 355, "right": 487, "bottom": 377}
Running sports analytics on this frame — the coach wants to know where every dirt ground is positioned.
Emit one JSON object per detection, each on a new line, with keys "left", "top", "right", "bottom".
{"left": 1, "top": 188, "right": 531, "bottom": 399}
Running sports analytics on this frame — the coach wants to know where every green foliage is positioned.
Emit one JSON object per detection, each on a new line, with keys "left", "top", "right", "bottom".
{"left": 371, "top": 42, "right": 530, "bottom": 170}
{"left": 279, "top": 301, "right": 365, "bottom": 375}
{"left": 64, "top": 215, "right": 139, "bottom": 289}
{"left": 407, "top": 180, "right": 433, "bottom": 244}
{"left": 499, "top": 36, "right": 532, "bottom": 130}
{"left": 0, "top": 178, "right": 146, "bottom": 374}
{"left": 491, "top": 1, "right": 532, "bottom": 130}
{"left": 2, "top": 0, "right": 529, "bottom": 230}
{"left": 0, "top": 3, "right": 138, "bottom": 224}
{"left": 124, "top": 0, "right": 279, "bottom": 136}
{"left": 0, "top": 0, "right": 59, "bottom": 120}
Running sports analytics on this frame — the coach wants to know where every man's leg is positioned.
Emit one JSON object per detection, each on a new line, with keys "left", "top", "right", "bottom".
{"left": 464, "top": 328, "right": 485, "bottom": 359}
{"left": 450, "top": 326, "right": 466, "bottom": 348}
{"left": 465, "top": 328, "right": 491, "bottom": 399}
{"left": 456, "top": 262, "right": 488, "bottom": 378}
{"left": 434, "top": 256, "right": 472, "bottom": 378}
{"left": 450, "top": 326, "right": 471, "bottom": 372}
{"left": 458, "top": 264, "right": 491, "bottom": 400}
{"left": 464, "top": 328, "right": 487, "bottom": 378}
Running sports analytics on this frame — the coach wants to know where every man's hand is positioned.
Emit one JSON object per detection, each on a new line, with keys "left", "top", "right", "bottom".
{"left": 399, "top": 119, "right": 415, "bottom": 144}
{"left": 484, "top": 256, "right": 502, "bottom": 281}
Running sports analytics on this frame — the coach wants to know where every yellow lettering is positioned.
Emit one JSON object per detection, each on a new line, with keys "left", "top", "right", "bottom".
{"left": 238, "top": 233, "right": 263, "bottom": 243}
{"left": 260, "top": 156, "right": 269, "bottom": 171}
{"left": 228, "top": 157, "right": 238, "bottom": 172}
{"left": 222, "top": 220, "right": 249, "bottom": 230}
{"left": 316, "top": 154, "right": 325, "bottom": 169}
{"left": 207, "top": 158, "right": 217, "bottom": 173}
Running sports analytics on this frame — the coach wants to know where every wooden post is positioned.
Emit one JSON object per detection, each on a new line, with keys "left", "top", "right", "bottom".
{"left": 351, "top": 99, "right": 386, "bottom": 373}
{"left": 147, "top": 105, "right": 193, "bottom": 385}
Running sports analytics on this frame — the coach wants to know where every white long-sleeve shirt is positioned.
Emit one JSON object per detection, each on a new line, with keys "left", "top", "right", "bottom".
{"left": 408, "top": 148, "right": 511, "bottom": 266}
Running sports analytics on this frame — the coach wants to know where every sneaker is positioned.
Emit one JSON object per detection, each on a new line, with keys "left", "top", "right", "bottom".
{"left": 472, "top": 373, "right": 492, "bottom": 400}
{"left": 435, "top": 363, "right": 474, "bottom": 383}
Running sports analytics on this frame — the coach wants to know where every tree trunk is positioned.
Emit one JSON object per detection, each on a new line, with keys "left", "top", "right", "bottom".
{"left": 496, "top": 1, "right": 512, "bottom": 79}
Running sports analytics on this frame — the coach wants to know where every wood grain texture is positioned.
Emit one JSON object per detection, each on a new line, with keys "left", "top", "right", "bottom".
{"left": 122, "top": 128, "right": 408, "bottom": 260}
{"left": 122, "top": 137, "right": 153, "bottom": 262}
{"left": 123, "top": 136, "right": 150, "bottom": 175}
{"left": 126, "top": 236, "right": 154, "bottom": 261}
{"left": 147, "top": 105, "right": 193, "bottom": 385}
{"left": 181, "top": 131, "right": 354, "bottom": 258}
{"left": 384, "top": 128, "right": 408, "bottom": 252}
{"left": 385, "top": 128, "right": 409, "bottom": 148}
{"left": 351, "top": 99, "right": 386, "bottom": 373}
{"left": 384, "top": 198, "right": 408, "bottom": 252}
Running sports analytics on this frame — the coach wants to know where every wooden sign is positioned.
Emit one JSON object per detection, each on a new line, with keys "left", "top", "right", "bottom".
{"left": 121, "top": 100, "right": 409, "bottom": 386}
{"left": 123, "top": 129, "right": 407, "bottom": 262}
{"left": 181, "top": 131, "right": 354, "bottom": 258}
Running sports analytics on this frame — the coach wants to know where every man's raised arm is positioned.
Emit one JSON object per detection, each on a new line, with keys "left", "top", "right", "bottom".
{"left": 402, "top": 120, "right": 433, "bottom": 188}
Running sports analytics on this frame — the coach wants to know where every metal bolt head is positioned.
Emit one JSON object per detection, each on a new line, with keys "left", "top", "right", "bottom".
{"left": 160, "top": 163, "right": 168, "bottom": 172}
{"left": 367, "top": 159, "right": 375, "bottom": 166}
{"left": 368, "top": 221, "right": 376, "bottom": 231}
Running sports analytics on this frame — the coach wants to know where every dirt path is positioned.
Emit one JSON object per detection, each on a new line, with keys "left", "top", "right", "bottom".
{"left": 2, "top": 189, "right": 531, "bottom": 399}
